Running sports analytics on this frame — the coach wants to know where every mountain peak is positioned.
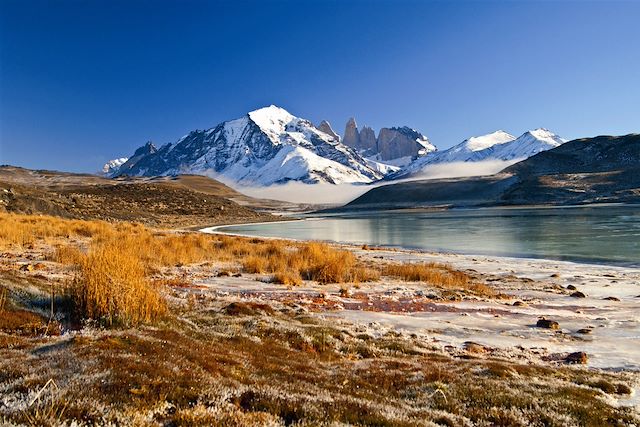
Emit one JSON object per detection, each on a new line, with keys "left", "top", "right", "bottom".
{"left": 464, "top": 131, "right": 515, "bottom": 152}
{"left": 248, "top": 105, "right": 294, "bottom": 127}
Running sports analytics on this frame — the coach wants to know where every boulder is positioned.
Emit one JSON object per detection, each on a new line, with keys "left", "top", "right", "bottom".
{"left": 537, "top": 318, "right": 560, "bottom": 329}
{"left": 565, "top": 351, "right": 588, "bottom": 364}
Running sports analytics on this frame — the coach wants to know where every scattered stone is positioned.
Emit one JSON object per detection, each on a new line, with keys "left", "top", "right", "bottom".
{"left": 339, "top": 288, "right": 352, "bottom": 298}
{"left": 566, "top": 284, "right": 577, "bottom": 290}
{"left": 603, "top": 296, "right": 620, "bottom": 301}
{"left": 570, "top": 291, "right": 586, "bottom": 298}
{"left": 512, "top": 301, "right": 527, "bottom": 307}
{"left": 565, "top": 351, "right": 588, "bottom": 364}
{"left": 550, "top": 273, "right": 560, "bottom": 278}
{"left": 537, "top": 318, "right": 560, "bottom": 330}
{"left": 463, "top": 341, "right": 489, "bottom": 354}
{"left": 576, "top": 328, "right": 593, "bottom": 335}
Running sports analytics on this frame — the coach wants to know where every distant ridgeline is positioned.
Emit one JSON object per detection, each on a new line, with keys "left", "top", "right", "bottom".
{"left": 343, "top": 133, "right": 640, "bottom": 209}
{"left": 102, "top": 105, "right": 565, "bottom": 187}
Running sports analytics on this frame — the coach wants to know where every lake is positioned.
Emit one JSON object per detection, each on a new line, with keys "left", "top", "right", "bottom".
{"left": 215, "top": 205, "right": 640, "bottom": 267}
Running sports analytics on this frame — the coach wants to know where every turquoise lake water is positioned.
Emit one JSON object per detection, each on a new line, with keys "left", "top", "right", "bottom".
{"left": 217, "top": 205, "right": 640, "bottom": 267}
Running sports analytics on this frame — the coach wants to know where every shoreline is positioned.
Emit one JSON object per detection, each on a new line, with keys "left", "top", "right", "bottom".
{"left": 202, "top": 219, "right": 640, "bottom": 271}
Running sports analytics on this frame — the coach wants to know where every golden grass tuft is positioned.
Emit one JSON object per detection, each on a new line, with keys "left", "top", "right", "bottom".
{"left": 272, "top": 270, "right": 303, "bottom": 286}
{"left": 72, "top": 240, "right": 167, "bottom": 326}
{"left": 51, "top": 245, "right": 85, "bottom": 265}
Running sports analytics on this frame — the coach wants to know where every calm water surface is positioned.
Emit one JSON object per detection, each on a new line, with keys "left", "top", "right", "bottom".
{"left": 218, "top": 206, "right": 640, "bottom": 267}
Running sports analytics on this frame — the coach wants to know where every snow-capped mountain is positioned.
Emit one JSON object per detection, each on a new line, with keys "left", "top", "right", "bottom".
{"left": 108, "top": 106, "right": 382, "bottom": 185}
{"left": 395, "top": 128, "right": 565, "bottom": 178}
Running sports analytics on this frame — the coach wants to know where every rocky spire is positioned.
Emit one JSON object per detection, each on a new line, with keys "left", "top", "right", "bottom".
{"left": 343, "top": 117, "right": 360, "bottom": 149}
{"left": 316, "top": 120, "right": 340, "bottom": 142}
{"left": 359, "top": 126, "right": 377, "bottom": 152}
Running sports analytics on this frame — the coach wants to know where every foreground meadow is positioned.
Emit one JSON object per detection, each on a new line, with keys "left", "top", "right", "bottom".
{"left": 0, "top": 212, "right": 638, "bottom": 426}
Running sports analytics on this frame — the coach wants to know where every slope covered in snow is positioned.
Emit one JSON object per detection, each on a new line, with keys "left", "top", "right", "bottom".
{"left": 109, "top": 106, "right": 382, "bottom": 185}
{"left": 101, "top": 157, "right": 128, "bottom": 175}
{"left": 395, "top": 128, "right": 565, "bottom": 179}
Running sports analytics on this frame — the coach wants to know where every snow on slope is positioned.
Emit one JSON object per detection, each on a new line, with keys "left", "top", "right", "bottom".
{"left": 491, "top": 128, "right": 565, "bottom": 160}
{"left": 101, "top": 157, "right": 128, "bottom": 175}
{"left": 109, "top": 105, "right": 382, "bottom": 186}
{"left": 395, "top": 128, "right": 565, "bottom": 178}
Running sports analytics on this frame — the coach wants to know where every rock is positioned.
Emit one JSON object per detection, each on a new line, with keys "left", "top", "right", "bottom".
{"left": 603, "top": 296, "right": 620, "bottom": 301}
{"left": 316, "top": 120, "right": 340, "bottom": 142}
{"left": 339, "top": 288, "right": 352, "bottom": 298}
{"left": 565, "top": 351, "right": 588, "bottom": 364}
{"left": 550, "top": 273, "right": 560, "bottom": 278}
{"left": 537, "top": 318, "right": 560, "bottom": 329}
{"left": 576, "top": 328, "right": 593, "bottom": 334}
{"left": 343, "top": 117, "right": 360, "bottom": 149}
{"left": 217, "top": 271, "right": 231, "bottom": 277}
{"left": 359, "top": 126, "right": 377, "bottom": 152}
{"left": 570, "top": 291, "right": 586, "bottom": 298}
{"left": 566, "top": 284, "right": 577, "bottom": 290}
{"left": 377, "top": 127, "right": 427, "bottom": 161}
{"left": 19, "top": 264, "right": 34, "bottom": 272}
{"left": 512, "top": 301, "right": 527, "bottom": 307}
{"left": 463, "top": 341, "right": 489, "bottom": 354}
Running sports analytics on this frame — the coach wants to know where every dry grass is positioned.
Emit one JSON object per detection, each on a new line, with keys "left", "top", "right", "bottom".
{"left": 383, "top": 262, "right": 493, "bottom": 295}
{"left": 50, "top": 244, "right": 85, "bottom": 265}
{"left": 1, "top": 212, "right": 493, "bottom": 326}
{"left": 0, "top": 286, "right": 7, "bottom": 313}
{"left": 72, "top": 240, "right": 167, "bottom": 326}
{"left": 0, "top": 212, "right": 132, "bottom": 249}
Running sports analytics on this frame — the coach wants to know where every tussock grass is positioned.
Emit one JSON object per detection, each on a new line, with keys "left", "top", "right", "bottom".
{"left": 50, "top": 245, "right": 85, "bottom": 266}
{"left": 73, "top": 240, "right": 167, "bottom": 326}
{"left": 383, "top": 262, "right": 493, "bottom": 295}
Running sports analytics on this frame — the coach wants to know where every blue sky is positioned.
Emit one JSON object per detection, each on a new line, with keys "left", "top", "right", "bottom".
{"left": 1, "top": 0, "right": 639, "bottom": 173}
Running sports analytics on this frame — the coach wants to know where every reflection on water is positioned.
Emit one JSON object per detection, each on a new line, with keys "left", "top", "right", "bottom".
{"left": 218, "top": 206, "right": 640, "bottom": 267}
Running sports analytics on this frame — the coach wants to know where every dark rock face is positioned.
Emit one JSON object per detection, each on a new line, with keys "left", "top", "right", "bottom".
{"left": 342, "top": 118, "right": 432, "bottom": 161}
{"left": 343, "top": 117, "right": 360, "bottom": 150}
{"left": 377, "top": 127, "right": 425, "bottom": 161}
{"left": 359, "top": 126, "right": 377, "bottom": 153}
{"left": 316, "top": 120, "right": 340, "bottom": 142}
{"left": 570, "top": 291, "right": 586, "bottom": 298}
